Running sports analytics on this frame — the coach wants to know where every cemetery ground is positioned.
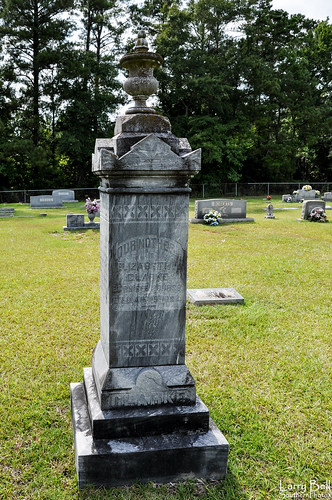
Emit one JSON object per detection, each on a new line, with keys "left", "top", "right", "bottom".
{"left": 0, "top": 199, "right": 331, "bottom": 500}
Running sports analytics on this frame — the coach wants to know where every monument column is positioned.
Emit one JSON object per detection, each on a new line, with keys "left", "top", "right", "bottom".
{"left": 71, "top": 30, "right": 229, "bottom": 488}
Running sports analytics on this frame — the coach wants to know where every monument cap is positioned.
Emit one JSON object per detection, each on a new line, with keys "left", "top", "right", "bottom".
{"left": 120, "top": 30, "right": 163, "bottom": 115}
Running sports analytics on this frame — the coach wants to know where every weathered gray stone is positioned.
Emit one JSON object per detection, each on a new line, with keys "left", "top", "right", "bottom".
{"left": 322, "top": 192, "right": 332, "bottom": 201}
{"left": 52, "top": 189, "right": 78, "bottom": 202}
{"left": 195, "top": 199, "right": 247, "bottom": 219}
{"left": 192, "top": 199, "right": 254, "bottom": 223}
{"left": 63, "top": 214, "right": 100, "bottom": 231}
{"left": 293, "top": 189, "right": 317, "bottom": 202}
{"left": 265, "top": 204, "right": 275, "bottom": 219}
{"left": 83, "top": 367, "right": 208, "bottom": 438}
{"left": 0, "top": 208, "right": 14, "bottom": 217}
{"left": 71, "top": 30, "right": 229, "bottom": 488}
{"left": 30, "top": 194, "right": 62, "bottom": 208}
{"left": 187, "top": 288, "right": 244, "bottom": 306}
{"left": 92, "top": 133, "right": 200, "bottom": 409}
{"left": 66, "top": 214, "right": 84, "bottom": 227}
{"left": 301, "top": 200, "right": 325, "bottom": 220}
{"left": 71, "top": 381, "right": 229, "bottom": 489}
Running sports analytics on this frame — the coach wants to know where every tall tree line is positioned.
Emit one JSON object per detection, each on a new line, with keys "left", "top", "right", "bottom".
{"left": 0, "top": 0, "right": 127, "bottom": 189}
{"left": 0, "top": 0, "right": 331, "bottom": 189}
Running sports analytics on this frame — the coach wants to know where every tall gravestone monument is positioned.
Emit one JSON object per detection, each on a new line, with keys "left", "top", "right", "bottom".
{"left": 70, "top": 30, "right": 229, "bottom": 488}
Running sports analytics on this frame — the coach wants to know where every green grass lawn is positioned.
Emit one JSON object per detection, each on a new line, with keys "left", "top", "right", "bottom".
{"left": 0, "top": 199, "right": 331, "bottom": 500}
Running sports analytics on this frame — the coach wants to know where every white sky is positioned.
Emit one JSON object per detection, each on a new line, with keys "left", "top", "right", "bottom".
{"left": 271, "top": 0, "right": 331, "bottom": 21}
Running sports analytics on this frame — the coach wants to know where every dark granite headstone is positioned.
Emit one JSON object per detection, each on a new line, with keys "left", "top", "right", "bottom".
{"left": 70, "top": 30, "right": 229, "bottom": 488}
{"left": 63, "top": 214, "right": 100, "bottom": 231}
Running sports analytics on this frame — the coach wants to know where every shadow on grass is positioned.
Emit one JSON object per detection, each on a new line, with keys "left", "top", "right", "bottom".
{"left": 77, "top": 468, "right": 247, "bottom": 500}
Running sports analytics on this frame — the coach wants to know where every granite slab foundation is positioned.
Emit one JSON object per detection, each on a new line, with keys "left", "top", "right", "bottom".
{"left": 190, "top": 217, "right": 254, "bottom": 224}
{"left": 63, "top": 222, "right": 100, "bottom": 230}
{"left": 187, "top": 288, "right": 244, "bottom": 305}
{"left": 71, "top": 380, "right": 229, "bottom": 488}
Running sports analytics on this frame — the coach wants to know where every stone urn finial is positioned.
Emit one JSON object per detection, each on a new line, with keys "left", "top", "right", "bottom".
{"left": 120, "top": 30, "right": 163, "bottom": 115}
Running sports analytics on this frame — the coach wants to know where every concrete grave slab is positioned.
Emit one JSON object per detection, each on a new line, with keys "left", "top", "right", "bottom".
{"left": 187, "top": 288, "right": 244, "bottom": 305}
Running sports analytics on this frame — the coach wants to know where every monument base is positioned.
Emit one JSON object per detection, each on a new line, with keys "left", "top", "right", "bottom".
{"left": 63, "top": 222, "right": 100, "bottom": 231}
{"left": 70, "top": 371, "right": 229, "bottom": 489}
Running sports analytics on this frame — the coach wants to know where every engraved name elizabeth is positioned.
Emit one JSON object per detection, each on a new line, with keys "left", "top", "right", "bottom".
{"left": 110, "top": 235, "right": 185, "bottom": 311}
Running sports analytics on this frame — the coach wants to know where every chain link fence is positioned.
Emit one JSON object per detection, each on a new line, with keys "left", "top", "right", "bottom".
{"left": 189, "top": 182, "right": 331, "bottom": 199}
{"left": 0, "top": 187, "right": 100, "bottom": 204}
{"left": 0, "top": 182, "right": 330, "bottom": 203}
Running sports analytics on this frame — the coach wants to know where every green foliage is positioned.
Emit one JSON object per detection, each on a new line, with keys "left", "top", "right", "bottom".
{"left": 0, "top": 0, "right": 126, "bottom": 189}
{"left": 0, "top": 0, "right": 331, "bottom": 188}
{"left": 134, "top": 0, "right": 332, "bottom": 183}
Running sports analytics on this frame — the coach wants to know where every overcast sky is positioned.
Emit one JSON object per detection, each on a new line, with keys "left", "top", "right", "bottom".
{"left": 271, "top": 0, "right": 331, "bottom": 21}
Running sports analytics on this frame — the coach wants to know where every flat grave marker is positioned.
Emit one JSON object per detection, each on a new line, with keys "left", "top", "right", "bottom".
{"left": 187, "top": 288, "right": 244, "bottom": 306}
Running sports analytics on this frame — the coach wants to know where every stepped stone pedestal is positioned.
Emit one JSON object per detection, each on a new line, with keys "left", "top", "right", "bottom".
{"left": 70, "top": 30, "right": 229, "bottom": 488}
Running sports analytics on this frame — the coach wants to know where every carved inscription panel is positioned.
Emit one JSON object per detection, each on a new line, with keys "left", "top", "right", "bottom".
{"left": 111, "top": 235, "right": 184, "bottom": 311}
{"left": 100, "top": 193, "right": 189, "bottom": 367}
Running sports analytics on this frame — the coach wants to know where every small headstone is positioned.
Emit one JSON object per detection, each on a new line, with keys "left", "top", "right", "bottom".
{"left": 322, "top": 192, "right": 332, "bottom": 202}
{"left": 187, "top": 288, "right": 244, "bottom": 305}
{"left": 66, "top": 214, "right": 84, "bottom": 227}
{"left": 63, "top": 213, "right": 100, "bottom": 231}
{"left": 0, "top": 208, "right": 14, "bottom": 217}
{"left": 30, "top": 195, "right": 63, "bottom": 208}
{"left": 300, "top": 200, "right": 325, "bottom": 220}
{"left": 265, "top": 204, "right": 275, "bottom": 219}
{"left": 192, "top": 199, "right": 254, "bottom": 223}
{"left": 52, "top": 189, "right": 78, "bottom": 202}
{"left": 294, "top": 189, "right": 316, "bottom": 202}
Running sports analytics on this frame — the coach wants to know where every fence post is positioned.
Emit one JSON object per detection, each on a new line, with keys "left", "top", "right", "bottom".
{"left": 235, "top": 183, "right": 238, "bottom": 197}
{"left": 202, "top": 184, "right": 205, "bottom": 198}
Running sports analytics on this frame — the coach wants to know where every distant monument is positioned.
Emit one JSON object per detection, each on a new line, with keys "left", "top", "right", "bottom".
{"left": 70, "top": 30, "right": 229, "bottom": 488}
{"left": 265, "top": 204, "right": 275, "bottom": 219}
{"left": 192, "top": 198, "right": 254, "bottom": 223}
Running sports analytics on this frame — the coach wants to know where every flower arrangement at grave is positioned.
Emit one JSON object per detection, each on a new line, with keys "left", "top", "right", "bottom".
{"left": 267, "top": 195, "right": 271, "bottom": 200}
{"left": 302, "top": 185, "right": 312, "bottom": 191}
{"left": 293, "top": 190, "right": 299, "bottom": 195}
{"left": 203, "top": 210, "right": 222, "bottom": 226}
{"left": 308, "top": 207, "right": 328, "bottom": 222}
{"left": 85, "top": 198, "right": 100, "bottom": 214}
{"left": 286, "top": 196, "right": 293, "bottom": 203}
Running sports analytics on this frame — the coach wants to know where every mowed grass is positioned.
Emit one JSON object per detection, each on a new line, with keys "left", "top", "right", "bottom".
{"left": 0, "top": 199, "right": 331, "bottom": 500}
